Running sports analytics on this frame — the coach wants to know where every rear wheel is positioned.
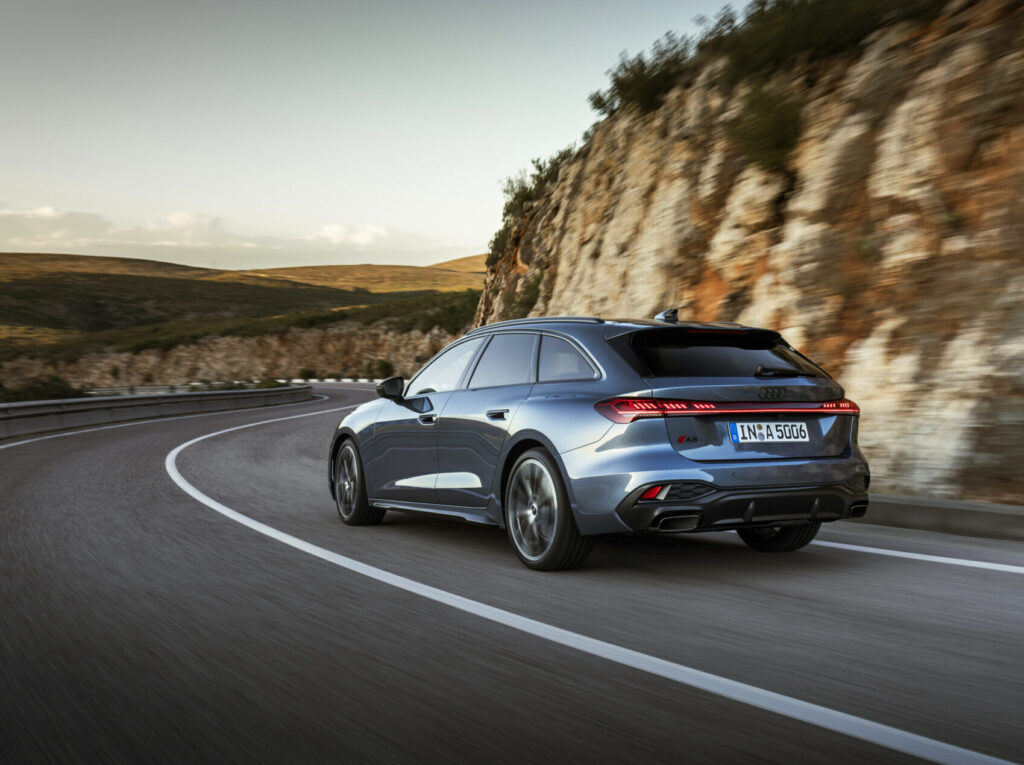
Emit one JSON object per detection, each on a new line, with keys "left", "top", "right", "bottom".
{"left": 334, "top": 441, "right": 385, "bottom": 526}
{"left": 504, "top": 448, "right": 593, "bottom": 571}
{"left": 737, "top": 522, "right": 820, "bottom": 552}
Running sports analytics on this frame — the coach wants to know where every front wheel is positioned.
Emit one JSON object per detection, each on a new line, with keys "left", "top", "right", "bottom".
{"left": 737, "top": 522, "right": 820, "bottom": 552}
{"left": 504, "top": 448, "right": 593, "bottom": 571}
{"left": 334, "top": 441, "right": 385, "bottom": 526}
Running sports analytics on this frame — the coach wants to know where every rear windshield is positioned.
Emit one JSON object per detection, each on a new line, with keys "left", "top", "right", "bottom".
{"left": 615, "top": 328, "right": 826, "bottom": 378}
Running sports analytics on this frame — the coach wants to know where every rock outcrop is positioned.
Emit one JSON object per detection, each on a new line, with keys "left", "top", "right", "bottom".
{"left": 477, "top": 0, "right": 1023, "bottom": 503}
{"left": 2, "top": 324, "right": 457, "bottom": 389}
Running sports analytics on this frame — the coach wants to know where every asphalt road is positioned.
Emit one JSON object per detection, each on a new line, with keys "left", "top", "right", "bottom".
{"left": 1, "top": 385, "right": 1021, "bottom": 764}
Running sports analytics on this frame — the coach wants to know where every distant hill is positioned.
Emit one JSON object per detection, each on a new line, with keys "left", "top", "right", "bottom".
{"left": 0, "top": 251, "right": 277, "bottom": 285}
{"left": 429, "top": 254, "right": 487, "bottom": 273}
{"left": 0, "top": 252, "right": 481, "bottom": 354}
{"left": 244, "top": 260, "right": 485, "bottom": 293}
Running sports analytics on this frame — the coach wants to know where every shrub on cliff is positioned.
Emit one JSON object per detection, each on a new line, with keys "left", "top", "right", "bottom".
{"left": 487, "top": 147, "right": 575, "bottom": 268}
{"left": 713, "top": 0, "right": 946, "bottom": 86}
{"left": 588, "top": 0, "right": 946, "bottom": 116}
{"left": 588, "top": 32, "right": 695, "bottom": 116}
{"left": 727, "top": 86, "right": 802, "bottom": 171}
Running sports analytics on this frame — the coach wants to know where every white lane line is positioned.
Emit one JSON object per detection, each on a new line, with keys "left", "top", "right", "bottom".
{"left": 165, "top": 414, "right": 1018, "bottom": 765}
{"left": 814, "top": 540, "right": 1024, "bottom": 575}
{"left": 0, "top": 394, "right": 332, "bottom": 452}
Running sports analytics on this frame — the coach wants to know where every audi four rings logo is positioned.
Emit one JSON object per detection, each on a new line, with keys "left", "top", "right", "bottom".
{"left": 758, "top": 386, "right": 787, "bottom": 400}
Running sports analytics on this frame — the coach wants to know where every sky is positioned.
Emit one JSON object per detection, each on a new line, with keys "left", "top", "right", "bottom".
{"left": 1, "top": 0, "right": 721, "bottom": 268}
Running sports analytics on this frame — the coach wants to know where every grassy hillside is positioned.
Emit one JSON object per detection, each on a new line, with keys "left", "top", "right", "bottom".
{"left": 0, "top": 252, "right": 482, "bottom": 363}
{"left": 0, "top": 271, "right": 387, "bottom": 333}
{"left": 243, "top": 261, "right": 484, "bottom": 292}
{"left": 2, "top": 290, "right": 481, "bottom": 363}
{"left": 0, "top": 251, "right": 483, "bottom": 333}
{"left": 429, "top": 254, "right": 487, "bottom": 272}
{"left": 0, "top": 251, "right": 290, "bottom": 286}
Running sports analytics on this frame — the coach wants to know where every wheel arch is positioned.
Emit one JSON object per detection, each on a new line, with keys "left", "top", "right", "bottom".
{"left": 492, "top": 430, "right": 580, "bottom": 525}
{"left": 327, "top": 427, "right": 358, "bottom": 499}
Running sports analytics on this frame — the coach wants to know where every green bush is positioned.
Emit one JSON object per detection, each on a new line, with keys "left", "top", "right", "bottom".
{"left": 589, "top": 32, "right": 694, "bottom": 117}
{"left": 298, "top": 368, "right": 317, "bottom": 379}
{"left": 588, "top": 0, "right": 946, "bottom": 116}
{"left": 0, "top": 375, "right": 85, "bottom": 403}
{"left": 486, "top": 147, "right": 575, "bottom": 268}
{"left": 714, "top": 0, "right": 946, "bottom": 86}
{"left": 487, "top": 222, "right": 511, "bottom": 268}
{"left": 726, "top": 86, "right": 803, "bottom": 171}
{"left": 373, "top": 359, "right": 394, "bottom": 378}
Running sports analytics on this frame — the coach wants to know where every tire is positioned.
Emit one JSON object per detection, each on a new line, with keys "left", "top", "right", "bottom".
{"left": 504, "top": 448, "right": 593, "bottom": 571}
{"left": 333, "top": 440, "right": 385, "bottom": 526}
{"left": 737, "top": 521, "right": 820, "bottom": 552}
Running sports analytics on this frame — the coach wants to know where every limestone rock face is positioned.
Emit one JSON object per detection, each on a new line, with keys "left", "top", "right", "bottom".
{"left": 477, "top": 0, "right": 1024, "bottom": 503}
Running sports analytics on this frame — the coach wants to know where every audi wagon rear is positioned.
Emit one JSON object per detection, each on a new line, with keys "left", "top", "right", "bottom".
{"left": 328, "top": 314, "right": 869, "bottom": 570}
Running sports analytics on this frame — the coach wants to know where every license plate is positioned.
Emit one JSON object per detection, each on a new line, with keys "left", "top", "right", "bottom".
{"left": 730, "top": 422, "right": 809, "bottom": 443}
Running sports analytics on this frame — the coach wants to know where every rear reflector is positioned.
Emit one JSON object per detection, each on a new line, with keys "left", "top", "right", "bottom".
{"left": 640, "top": 485, "right": 663, "bottom": 500}
{"left": 595, "top": 397, "right": 860, "bottom": 423}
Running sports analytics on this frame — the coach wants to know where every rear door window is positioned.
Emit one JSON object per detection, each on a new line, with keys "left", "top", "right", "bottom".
{"left": 620, "top": 329, "right": 825, "bottom": 378}
{"left": 468, "top": 333, "right": 537, "bottom": 389}
{"left": 538, "top": 335, "right": 597, "bottom": 382}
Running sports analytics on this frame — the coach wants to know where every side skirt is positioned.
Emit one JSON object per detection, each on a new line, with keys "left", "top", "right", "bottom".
{"left": 369, "top": 498, "right": 498, "bottom": 527}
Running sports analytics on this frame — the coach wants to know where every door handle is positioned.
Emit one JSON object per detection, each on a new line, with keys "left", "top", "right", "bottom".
{"left": 485, "top": 409, "right": 509, "bottom": 420}
{"left": 417, "top": 413, "right": 437, "bottom": 425}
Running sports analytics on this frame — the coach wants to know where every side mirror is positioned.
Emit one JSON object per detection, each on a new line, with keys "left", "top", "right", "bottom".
{"left": 376, "top": 376, "right": 405, "bottom": 401}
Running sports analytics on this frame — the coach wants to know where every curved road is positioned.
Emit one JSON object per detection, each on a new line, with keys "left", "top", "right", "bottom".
{"left": 1, "top": 385, "right": 1021, "bottom": 764}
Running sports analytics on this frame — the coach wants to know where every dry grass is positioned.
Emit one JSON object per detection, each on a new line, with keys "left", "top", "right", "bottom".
{"left": 243, "top": 262, "right": 484, "bottom": 293}
{"left": 0, "top": 325, "right": 80, "bottom": 343}
{"left": 0, "top": 251, "right": 279, "bottom": 287}
{"left": 429, "top": 253, "right": 488, "bottom": 272}
{"left": 0, "top": 252, "right": 484, "bottom": 359}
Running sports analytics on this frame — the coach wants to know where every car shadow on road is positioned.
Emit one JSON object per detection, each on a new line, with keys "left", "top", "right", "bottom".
{"left": 377, "top": 510, "right": 859, "bottom": 579}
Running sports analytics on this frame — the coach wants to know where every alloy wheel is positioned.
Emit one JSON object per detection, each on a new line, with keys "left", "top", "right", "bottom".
{"left": 335, "top": 443, "right": 360, "bottom": 520}
{"left": 507, "top": 458, "right": 559, "bottom": 561}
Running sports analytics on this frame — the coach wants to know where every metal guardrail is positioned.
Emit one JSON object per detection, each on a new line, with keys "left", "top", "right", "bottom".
{"left": 0, "top": 386, "right": 314, "bottom": 440}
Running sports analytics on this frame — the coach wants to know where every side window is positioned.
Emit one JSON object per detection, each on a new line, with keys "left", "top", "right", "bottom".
{"left": 406, "top": 337, "right": 484, "bottom": 395}
{"left": 468, "top": 333, "right": 537, "bottom": 389}
{"left": 538, "top": 335, "right": 598, "bottom": 382}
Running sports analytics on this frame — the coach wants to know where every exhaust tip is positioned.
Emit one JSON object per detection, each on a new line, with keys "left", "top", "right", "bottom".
{"left": 848, "top": 502, "right": 868, "bottom": 519}
{"left": 654, "top": 514, "right": 702, "bottom": 533}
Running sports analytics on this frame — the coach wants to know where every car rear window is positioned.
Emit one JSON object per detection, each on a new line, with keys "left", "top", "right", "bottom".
{"left": 615, "top": 328, "right": 825, "bottom": 378}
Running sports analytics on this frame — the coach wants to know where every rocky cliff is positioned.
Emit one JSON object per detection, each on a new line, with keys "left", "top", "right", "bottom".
{"left": 477, "top": 0, "right": 1023, "bottom": 503}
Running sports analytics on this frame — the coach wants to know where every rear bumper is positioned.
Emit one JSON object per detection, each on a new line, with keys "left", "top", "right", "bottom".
{"left": 615, "top": 483, "right": 869, "bottom": 533}
{"left": 559, "top": 419, "right": 870, "bottom": 535}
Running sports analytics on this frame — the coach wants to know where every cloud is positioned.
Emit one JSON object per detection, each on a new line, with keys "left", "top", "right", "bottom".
{"left": 304, "top": 222, "right": 389, "bottom": 246}
{"left": 0, "top": 206, "right": 114, "bottom": 246}
{"left": 0, "top": 205, "right": 477, "bottom": 268}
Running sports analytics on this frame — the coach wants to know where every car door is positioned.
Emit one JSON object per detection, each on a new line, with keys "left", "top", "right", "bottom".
{"left": 434, "top": 332, "right": 538, "bottom": 509}
{"left": 363, "top": 336, "right": 485, "bottom": 505}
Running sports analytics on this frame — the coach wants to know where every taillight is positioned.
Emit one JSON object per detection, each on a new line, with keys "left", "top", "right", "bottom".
{"left": 594, "top": 397, "right": 859, "bottom": 423}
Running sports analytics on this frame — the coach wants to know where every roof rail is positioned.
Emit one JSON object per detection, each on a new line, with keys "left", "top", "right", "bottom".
{"left": 467, "top": 316, "right": 604, "bottom": 334}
